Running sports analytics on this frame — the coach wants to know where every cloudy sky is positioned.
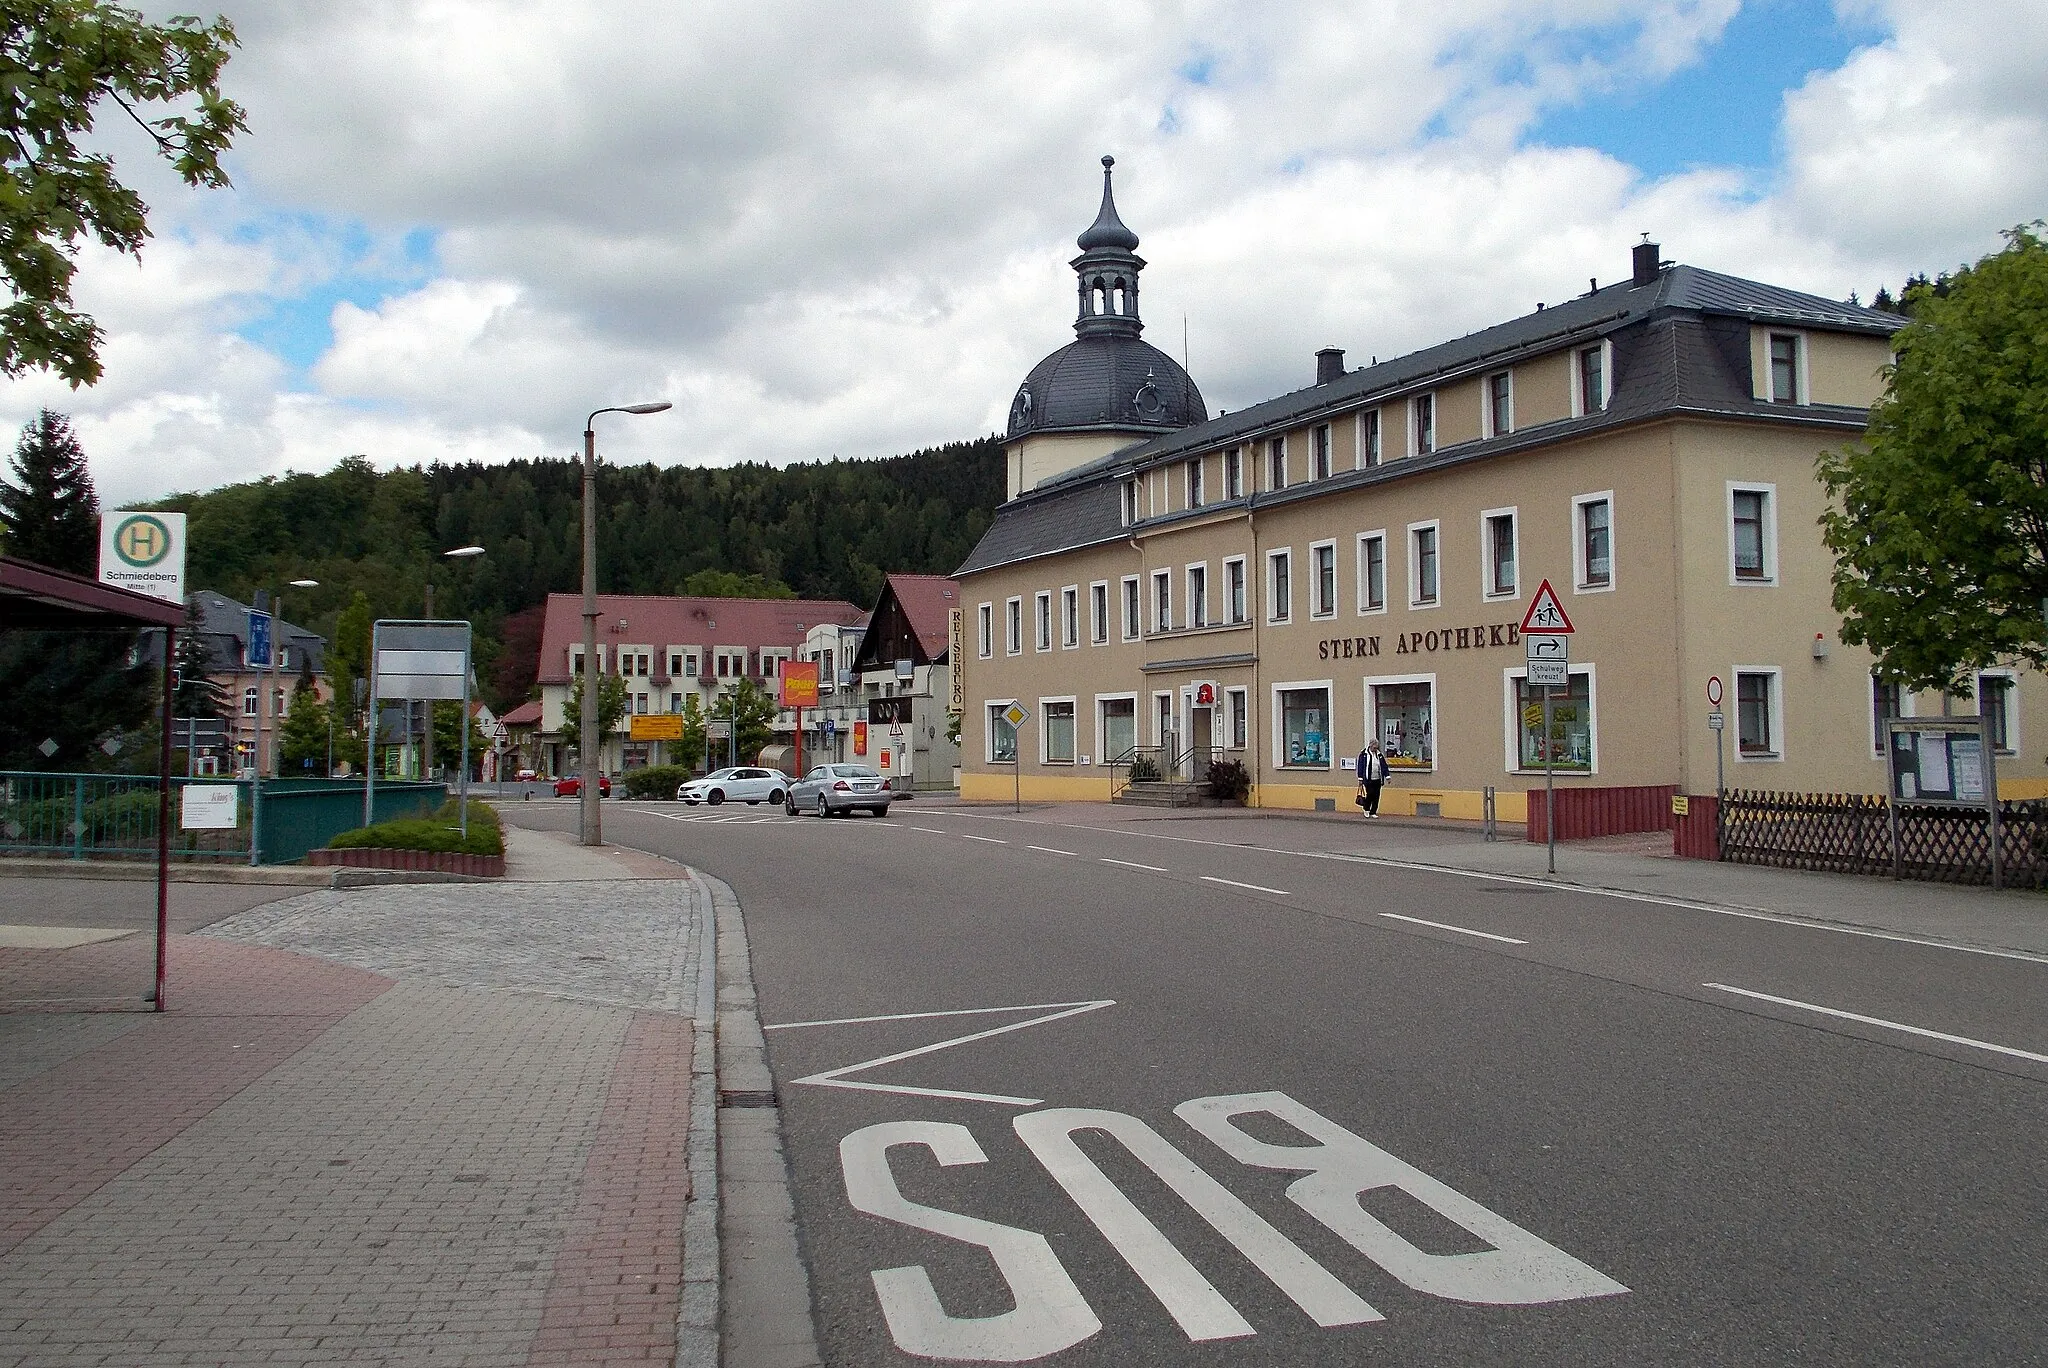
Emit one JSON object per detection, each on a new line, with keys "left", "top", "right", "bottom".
{"left": 5, "top": 0, "right": 2044, "bottom": 507}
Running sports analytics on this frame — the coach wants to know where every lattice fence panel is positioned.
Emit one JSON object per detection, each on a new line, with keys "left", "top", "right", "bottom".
{"left": 1718, "top": 790, "right": 2048, "bottom": 888}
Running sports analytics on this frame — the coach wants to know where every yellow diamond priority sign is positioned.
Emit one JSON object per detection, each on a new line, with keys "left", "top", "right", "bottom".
{"left": 1002, "top": 702, "right": 1030, "bottom": 729}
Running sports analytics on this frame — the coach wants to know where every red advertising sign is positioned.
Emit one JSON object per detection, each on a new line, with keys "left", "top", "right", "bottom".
{"left": 779, "top": 659, "right": 820, "bottom": 707}
{"left": 853, "top": 721, "right": 868, "bottom": 756}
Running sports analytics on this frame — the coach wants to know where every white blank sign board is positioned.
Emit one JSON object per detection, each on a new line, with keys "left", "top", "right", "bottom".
{"left": 181, "top": 784, "right": 239, "bottom": 830}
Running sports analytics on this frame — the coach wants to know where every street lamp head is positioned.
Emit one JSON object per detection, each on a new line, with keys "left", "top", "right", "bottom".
{"left": 289, "top": 578, "right": 319, "bottom": 588}
{"left": 443, "top": 546, "right": 486, "bottom": 559}
{"left": 620, "top": 401, "right": 672, "bottom": 415}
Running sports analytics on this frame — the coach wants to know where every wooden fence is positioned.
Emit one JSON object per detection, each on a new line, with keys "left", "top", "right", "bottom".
{"left": 1716, "top": 788, "right": 2048, "bottom": 887}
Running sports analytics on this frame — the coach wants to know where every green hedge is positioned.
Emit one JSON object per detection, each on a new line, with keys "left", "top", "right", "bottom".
{"left": 620, "top": 764, "right": 695, "bottom": 799}
{"left": 327, "top": 799, "right": 503, "bottom": 857}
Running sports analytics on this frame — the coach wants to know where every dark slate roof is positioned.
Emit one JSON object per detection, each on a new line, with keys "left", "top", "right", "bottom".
{"left": 957, "top": 260, "right": 1899, "bottom": 577}
{"left": 1007, "top": 335, "right": 1207, "bottom": 438}
{"left": 954, "top": 474, "right": 1127, "bottom": 577}
{"left": 1076, "top": 156, "right": 1141, "bottom": 252}
{"left": 138, "top": 590, "right": 328, "bottom": 673}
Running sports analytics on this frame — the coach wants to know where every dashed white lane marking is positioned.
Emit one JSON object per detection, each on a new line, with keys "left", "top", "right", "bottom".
{"left": 1102, "top": 858, "right": 1168, "bottom": 872}
{"left": 1200, "top": 875, "right": 1289, "bottom": 896}
{"left": 910, "top": 827, "right": 946, "bottom": 834}
{"left": 1704, "top": 983, "right": 2048, "bottom": 1064}
{"left": 1027, "top": 845, "right": 1081, "bottom": 857}
{"left": 961, "top": 834, "right": 1007, "bottom": 844}
{"left": 897, "top": 811, "right": 2048, "bottom": 965}
{"left": 1378, "top": 913, "right": 1528, "bottom": 945}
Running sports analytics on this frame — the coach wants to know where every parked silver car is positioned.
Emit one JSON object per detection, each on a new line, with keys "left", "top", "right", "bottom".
{"left": 786, "top": 763, "right": 891, "bottom": 817}
{"left": 676, "top": 766, "right": 788, "bottom": 806}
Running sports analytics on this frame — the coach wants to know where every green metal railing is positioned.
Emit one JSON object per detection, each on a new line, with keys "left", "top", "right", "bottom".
{"left": 0, "top": 772, "right": 447, "bottom": 866}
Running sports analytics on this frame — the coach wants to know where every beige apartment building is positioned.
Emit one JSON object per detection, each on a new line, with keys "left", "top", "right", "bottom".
{"left": 953, "top": 164, "right": 2044, "bottom": 818}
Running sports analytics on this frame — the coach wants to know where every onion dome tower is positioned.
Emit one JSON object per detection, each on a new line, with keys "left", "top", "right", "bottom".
{"left": 1003, "top": 157, "right": 1206, "bottom": 497}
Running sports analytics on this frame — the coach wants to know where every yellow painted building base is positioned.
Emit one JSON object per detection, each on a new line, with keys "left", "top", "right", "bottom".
{"left": 1250, "top": 784, "right": 1528, "bottom": 822}
{"left": 958, "top": 772, "right": 1117, "bottom": 804}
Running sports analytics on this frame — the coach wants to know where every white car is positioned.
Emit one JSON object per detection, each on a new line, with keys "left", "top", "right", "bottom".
{"left": 676, "top": 766, "right": 788, "bottom": 806}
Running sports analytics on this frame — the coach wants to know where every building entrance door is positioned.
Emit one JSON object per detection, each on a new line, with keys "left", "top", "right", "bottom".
{"left": 1190, "top": 706, "right": 1214, "bottom": 780}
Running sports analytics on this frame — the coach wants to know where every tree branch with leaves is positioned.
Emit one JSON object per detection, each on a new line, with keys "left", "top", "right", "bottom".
{"left": 0, "top": 2, "right": 246, "bottom": 386}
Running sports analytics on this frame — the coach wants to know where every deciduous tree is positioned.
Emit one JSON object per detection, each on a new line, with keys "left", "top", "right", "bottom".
{"left": 1819, "top": 225, "right": 2048, "bottom": 690}
{"left": 0, "top": 3, "right": 246, "bottom": 386}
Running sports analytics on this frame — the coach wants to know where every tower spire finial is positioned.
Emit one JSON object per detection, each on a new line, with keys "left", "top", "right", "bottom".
{"left": 1077, "top": 154, "right": 1140, "bottom": 252}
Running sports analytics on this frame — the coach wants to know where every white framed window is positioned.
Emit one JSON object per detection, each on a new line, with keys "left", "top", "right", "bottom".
{"left": 1187, "top": 562, "right": 1210, "bottom": 628}
{"left": 1482, "top": 507, "right": 1519, "bottom": 600}
{"left": 977, "top": 603, "right": 993, "bottom": 658}
{"left": 1767, "top": 331, "right": 1805, "bottom": 405}
{"left": 1486, "top": 370, "right": 1513, "bottom": 437}
{"left": 1310, "top": 540, "right": 1337, "bottom": 618}
{"left": 1728, "top": 482, "right": 1777, "bottom": 585}
{"left": 1060, "top": 585, "right": 1079, "bottom": 648}
{"left": 1734, "top": 667, "right": 1782, "bottom": 760}
{"left": 1272, "top": 680, "right": 1334, "bottom": 769}
{"left": 1005, "top": 597, "right": 1023, "bottom": 656}
{"left": 1041, "top": 697, "right": 1077, "bottom": 764}
{"left": 1187, "top": 458, "right": 1205, "bottom": 509}
{"left": 1266, "top": 548, "right": 1293, "bottom": 624}
{"left": 1097, "top": 693, "right": 1137, "bottom": 763}
{"left": 1224, "top": 556, "right": 1248, "bottom": 625}
{"left": 1869, "top": 674, "right": 1911, "bottom": 757}
{"left": 1121, "top": 478, "right": 1141, "bottom": 526}
{"left": 1502, "top": 665, "right": 1598, "bottom": 774}
{"left": 1356, "top": 531, "right": 1387, "bottom": 614}
{"left": 1267, "top": 437, "right": 1287, "bottom": 491}
{"left": 1573, "top": 492, "right": 1614, "bottom": 592}
{"left": 1978, "top": 671, "right": 2018, "bottom": 755}
{"left": 1226, "top": 687, "right": 1249, "bottom": 750}
{"left": 1223, "top": 446, "right": 1243, "bottom": 499}
{"left": 243, "top": 686, "right": 259, "bottom": 717}
{"left": 1358, "top": 409, "right": 1381, "bottom": 468}
{"left": 1367, "top": 673, "right": 1437, "bottom": 772}
{"left": 1121, "top": 576, "right": 1141, "bottom": 642}
{"left": 1034, "top": 591, "right": 1053, "bottom": 652}
{"left": 1311, "top": 423, "right": 1332, "bottom": 480}
{"left": 1574, "top": 341, "right": 1611, "bottom": 415}
{"left": 1412, "top": 393, "right": 1435, "bottom": 455}
{"left": 1152, "top": 570, "right": 1172, "bottom": 634}
{"left": 986, "top": 699, "right": 1019, "bottom": 763}
{"left": 1408, "top": 520, "right": 1441, "bottom": 608}
{"left": 1089, "top": 581, "right": 1109, "bottom": 645}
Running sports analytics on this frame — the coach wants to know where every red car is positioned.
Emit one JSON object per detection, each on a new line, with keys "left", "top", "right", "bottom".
{"left": 552, "top": 774, "right": 611, "bottom": 797}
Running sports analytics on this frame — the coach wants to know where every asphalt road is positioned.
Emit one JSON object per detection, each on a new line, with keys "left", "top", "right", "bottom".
{"left": 509, "top": 799, "right": 2048, "bottom": 1367}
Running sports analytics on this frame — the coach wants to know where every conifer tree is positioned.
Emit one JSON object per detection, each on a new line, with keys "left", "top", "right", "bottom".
{"left": 0, "top": 410, "right": 98, "bottom": 571}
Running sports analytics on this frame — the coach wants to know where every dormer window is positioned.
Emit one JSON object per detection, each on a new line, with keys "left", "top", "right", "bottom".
{"left": 1122, "top": 477, "right": 1140, "bottom": 525}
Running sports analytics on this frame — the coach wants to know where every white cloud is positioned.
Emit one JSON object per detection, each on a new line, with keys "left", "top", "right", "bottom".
{"left": 0, "top": 0, "right": 2039, "bottom": 509}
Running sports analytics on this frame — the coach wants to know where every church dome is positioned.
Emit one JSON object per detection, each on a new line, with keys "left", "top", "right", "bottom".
{"left": 1006, "top": 156, "right": 1206, "bottom": 440}
{"left": 1008, "top": 336, "right": 1206, "bottom": 437}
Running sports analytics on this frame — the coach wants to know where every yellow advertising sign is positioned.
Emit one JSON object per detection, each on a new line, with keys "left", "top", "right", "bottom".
{"left": 780, "top": 660, "right": 820, "bottom": 708}
{"left": 630, "top": 713, "right": 685, "bottom": 741}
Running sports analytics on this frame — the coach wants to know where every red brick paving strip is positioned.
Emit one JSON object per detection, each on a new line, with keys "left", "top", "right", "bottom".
{"left": 527, "top": 1011, "right": 695, "bottom": 1365}
{"left": 0, "top": 936, "right": 391, "bottom": 1257}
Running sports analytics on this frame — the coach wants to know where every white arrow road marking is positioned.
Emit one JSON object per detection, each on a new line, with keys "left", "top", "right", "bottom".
{"left": 776, "top": 1000, "right": 1116, "bottom": 1106}
{"left": 1704, "top": 983, "right": 2048, "bottom": 1064}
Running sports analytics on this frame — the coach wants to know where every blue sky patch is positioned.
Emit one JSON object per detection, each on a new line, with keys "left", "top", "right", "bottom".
{"left": 233, "top": 221, "right": 439, "bottom": 378}
{"left": 1529, "top": 0, "right": 1879, "bottom": 178}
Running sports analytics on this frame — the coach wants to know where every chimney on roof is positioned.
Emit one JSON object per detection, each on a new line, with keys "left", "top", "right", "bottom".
{"left": 1315, "top": 347, "right": 1345, "bottom": 385}
{"left": 1633, "top": 236, "right": 1662, "bottom": 288}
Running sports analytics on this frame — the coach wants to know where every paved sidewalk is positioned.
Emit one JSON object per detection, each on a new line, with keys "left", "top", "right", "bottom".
{"left": 0, "top": 829, "right": 713, "bottom": 1367}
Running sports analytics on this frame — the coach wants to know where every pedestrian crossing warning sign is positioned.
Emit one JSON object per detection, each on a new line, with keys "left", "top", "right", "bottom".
{"left": 1520, "top": 579, "right": 1574, "bottom": 634}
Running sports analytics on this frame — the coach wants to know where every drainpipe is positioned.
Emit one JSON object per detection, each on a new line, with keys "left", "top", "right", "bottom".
{"left": 1247, "top": 503, "right": 1263, "bottom": 808}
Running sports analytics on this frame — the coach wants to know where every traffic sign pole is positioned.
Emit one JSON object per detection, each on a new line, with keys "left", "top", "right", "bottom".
{"left": 1544, "top": 684, "right": 1556, "bottom": 875}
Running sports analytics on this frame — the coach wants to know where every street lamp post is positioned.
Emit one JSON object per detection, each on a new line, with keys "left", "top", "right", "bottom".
{"left": 423, "top": 546, "right": 485, "bottom": 782}
{"left": 581, "top": 402, "right": 671, "bottom": 845}
{"left": 263, "top": 578, "right": 318, "bottom": 779}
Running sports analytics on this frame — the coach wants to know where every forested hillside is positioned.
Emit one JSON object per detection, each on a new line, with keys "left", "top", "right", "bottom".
{"left": 145, "top": 437, "right": 1003, "bottom": 709}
